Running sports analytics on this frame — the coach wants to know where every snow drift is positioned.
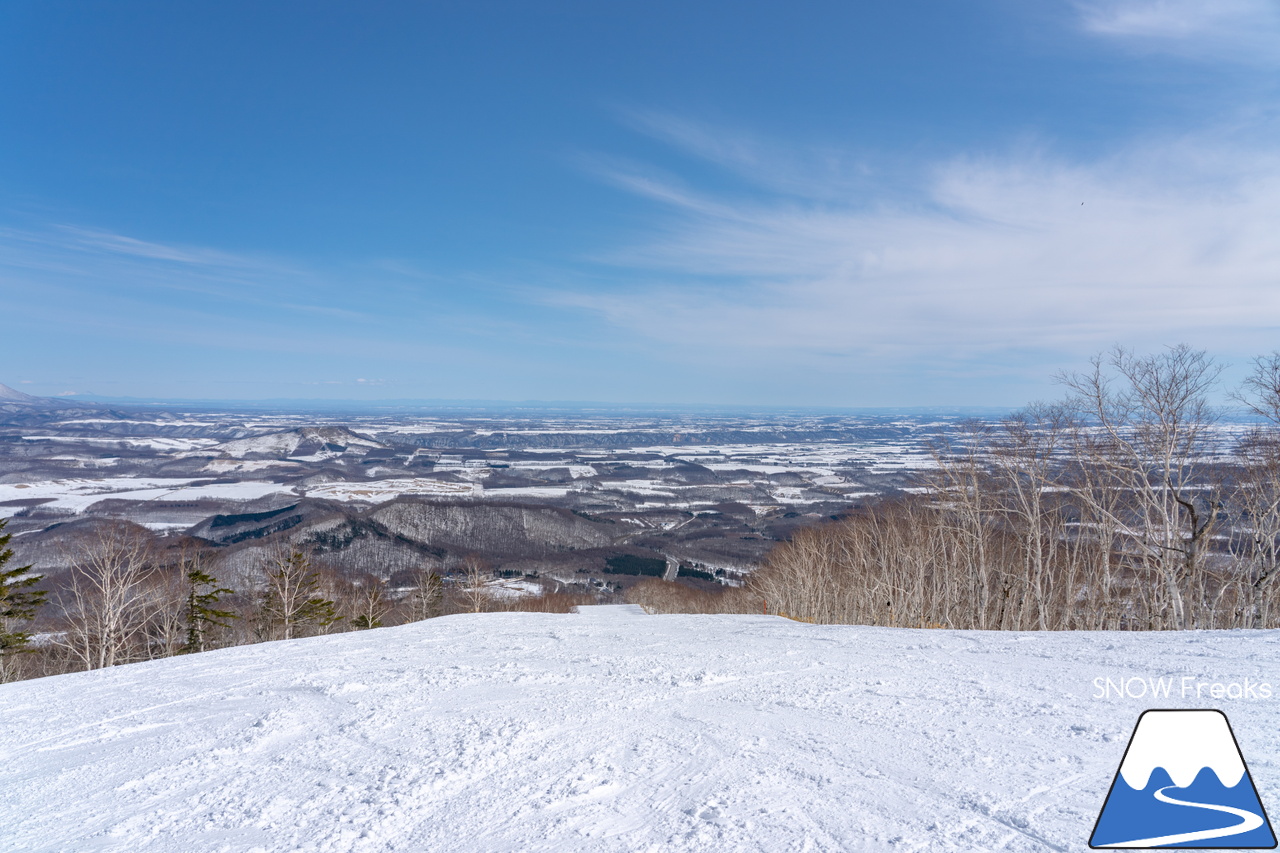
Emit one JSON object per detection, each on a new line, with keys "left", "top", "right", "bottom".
{"left": 1, "top": 608, "right": 1277, "bottom": 852}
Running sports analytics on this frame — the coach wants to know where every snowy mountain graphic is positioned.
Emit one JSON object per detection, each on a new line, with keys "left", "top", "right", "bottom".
{"left": 1090, "top": 710, "right": 1276, "bottom": 849}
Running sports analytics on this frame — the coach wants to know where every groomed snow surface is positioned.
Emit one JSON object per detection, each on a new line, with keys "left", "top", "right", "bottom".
{"left": 2, "top": 609, "right": 1277, "bottom": 852}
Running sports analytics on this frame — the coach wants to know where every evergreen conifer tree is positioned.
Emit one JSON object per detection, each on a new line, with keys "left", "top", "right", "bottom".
{"left": 182, "top": 559, "right": 236, "bottom": 654}
{"left": 0, "top": 518, "right": 47, "bottom": 679}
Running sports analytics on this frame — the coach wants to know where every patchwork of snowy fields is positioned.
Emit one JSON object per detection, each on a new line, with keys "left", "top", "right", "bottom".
{"left": 2, "top": 608, "right": 1276, "bottom": 852}
{"left": 0, "top": 477, "right": 294, "bottom": 518}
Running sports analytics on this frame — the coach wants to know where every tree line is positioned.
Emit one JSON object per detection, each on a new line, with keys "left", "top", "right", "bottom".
{"left": 0, "top": 528, "right": 594, "bottom": 683}
{"left": 749, "top": 346, "right": 1280, "bottom": 630}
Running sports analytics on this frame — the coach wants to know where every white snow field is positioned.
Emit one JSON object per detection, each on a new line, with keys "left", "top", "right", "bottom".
{"left": 2, "top": 608, "right": 1277, "bottom": 852}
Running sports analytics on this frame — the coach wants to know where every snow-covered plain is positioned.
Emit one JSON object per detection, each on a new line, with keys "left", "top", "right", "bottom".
{"left": 0, "top": 478, "right": 294, "bottom": 517}
{"left": 2, "top": 609, "right": 1277, "bottom": 852}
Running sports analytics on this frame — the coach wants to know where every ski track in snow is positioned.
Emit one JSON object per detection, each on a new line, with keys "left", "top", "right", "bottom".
{"left": 1, "top": 612, "right": 1277, "bottom": 852}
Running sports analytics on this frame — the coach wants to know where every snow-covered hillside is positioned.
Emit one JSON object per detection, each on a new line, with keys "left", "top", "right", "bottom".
{"left": 2, "top": 609, "right": 1276, "bottom": 852}
{"left": 213, "top": 427, "right": 386, "bottom": 459}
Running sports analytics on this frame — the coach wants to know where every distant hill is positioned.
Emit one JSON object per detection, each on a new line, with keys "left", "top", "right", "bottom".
{"left": 211, "top": 426, "right": 387, "bottom": 459}
{"left": 0, "top": 383, "right": 41, "bottom": 403}
{"left": 0, "top": 383, "right": 94, "bottom": 415}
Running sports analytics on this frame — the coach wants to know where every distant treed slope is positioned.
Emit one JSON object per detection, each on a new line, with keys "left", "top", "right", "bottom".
{"left": 368, "top": 500, "right": 616, "bottom": 555}
{"left": 194, "top": 499, "right": 617, "bottom": 555}
{"left": 187, "top": 502, "right": 326, "bottom": 544}
{"left": 189, "top": 497, "right": 625, "bottom": 580}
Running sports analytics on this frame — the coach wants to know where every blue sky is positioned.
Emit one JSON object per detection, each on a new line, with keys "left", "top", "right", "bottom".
{"left": 2, "top": 0, "right": 1278, "bottom": 406}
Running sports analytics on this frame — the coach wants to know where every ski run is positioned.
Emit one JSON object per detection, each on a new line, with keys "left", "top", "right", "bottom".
{"left": 2, "top": 606, "right": 1277, "bottom": 852}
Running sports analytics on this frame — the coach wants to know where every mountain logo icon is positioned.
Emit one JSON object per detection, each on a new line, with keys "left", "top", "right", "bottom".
{"left": 1090, "top": 709, "right": 1276, "bottom": 849}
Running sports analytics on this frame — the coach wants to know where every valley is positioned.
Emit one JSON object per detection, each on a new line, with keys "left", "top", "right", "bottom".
{"left": 0, "top": 391, "right": 971, "bottom": 588}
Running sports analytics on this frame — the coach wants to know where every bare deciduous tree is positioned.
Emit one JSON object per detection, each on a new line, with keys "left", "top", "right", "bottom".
{"left": 401, "top": 567, "right": 444, "bottom": 622}
{"left": 1060, "top": 345, "right": 1224, "bottom": 629}
{"left": 1230, "top": 353, "right": 1280, "bottom": 626}
{"left": 750, "top": 346, "right": 1278, "bottom": 632}
{"left": 459, "top": 555, "right": 493, "bottom": 614}
{"left": 58, "top": 525, "right": 159, "bottom": 670}
{"left": 256, "top": 548, "right": 336, "bottom": 641}
{"left": 989, "top": 403, "right": 1072, "bottom": 629}
{"left": 348, "top": 574, "right": 392, "bottom": 629}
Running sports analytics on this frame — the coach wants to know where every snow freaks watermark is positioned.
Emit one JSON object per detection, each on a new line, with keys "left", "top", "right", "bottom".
{"left": 1092, "top": 675, "right": 1275, "bottom": 701}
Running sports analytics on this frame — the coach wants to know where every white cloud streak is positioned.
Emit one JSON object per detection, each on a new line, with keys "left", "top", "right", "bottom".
{"left": 0, "top": 224, "right": 566, "bottom": 373}
{"left": 554, "top": 120, "right": 1280, "bottom": 368}
{"left": 58, "top": 226, "right": 271, "bottom": 268}
{"left": 1075, "top": 0, "right": 1280, "bottom": 63}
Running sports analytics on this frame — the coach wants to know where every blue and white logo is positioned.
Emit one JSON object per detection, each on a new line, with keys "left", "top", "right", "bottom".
{"left": 1091, "top": 709, "right": 1276, "bottom": 848}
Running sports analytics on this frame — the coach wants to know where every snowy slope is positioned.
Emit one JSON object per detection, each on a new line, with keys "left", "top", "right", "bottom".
{"left": 1, "top": 610, "right": 1277, "bottom": 852}
{"left": 0, "top": 383, "right": 41, "bottom": 403}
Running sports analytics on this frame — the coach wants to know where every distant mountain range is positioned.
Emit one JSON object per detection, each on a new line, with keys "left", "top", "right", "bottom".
{"left": 0, "top": 383, "right": 42, "bottom": 403}
{"left": 0, "top": 383, "right": 93, "bottom": 412}
{"left": 0, "top": 385, "right": 1022, "bottom": 417}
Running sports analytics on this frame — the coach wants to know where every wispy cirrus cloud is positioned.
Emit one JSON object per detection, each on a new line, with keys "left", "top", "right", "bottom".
{"left": 1074, "top": 0, "right": 1280, "bottom": 63}
{"left": 612, "top": 110, "right": 884, "bottom": 203}
{"left": 552, "top": 117, "right": 1280, "bottom": 375}
{"left": 0, "top": 224, "right": 310, "bottom": 306}
{"left": 0, "top": 224, "right": 478, "bottom": 334}
{"left": 0, "top": 224, "right": 506, "bottom": 364}
{"left": 57, "top": 226, "right": 271, "bottom": 268}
